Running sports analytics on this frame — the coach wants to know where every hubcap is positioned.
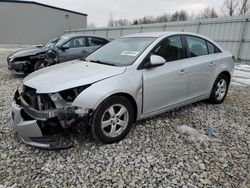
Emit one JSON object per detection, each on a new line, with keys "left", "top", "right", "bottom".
{"left": 38, "top": 64, "right": 45, "bottom": 69}
{"left": 101, "top": 104, "right": 129, "bottom": 138}
{"left": 215, "top": 79, "right": 227, "bottom": 101}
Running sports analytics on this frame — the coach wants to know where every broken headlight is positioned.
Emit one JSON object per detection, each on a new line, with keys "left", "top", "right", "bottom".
{"left": 59, "top": 85, "right": 91, "bottom": 102}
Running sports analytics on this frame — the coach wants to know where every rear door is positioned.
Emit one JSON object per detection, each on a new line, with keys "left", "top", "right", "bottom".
{"left": 182, "top": 35, "right": 217, "bottom": 99}
{"left": 58, "top": 37, "right": 88, "bottom": 62}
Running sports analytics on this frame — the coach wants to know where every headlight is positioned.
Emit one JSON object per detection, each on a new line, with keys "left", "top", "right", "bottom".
{"left": 17, "top": 83, "right": 24, "bottom": 94}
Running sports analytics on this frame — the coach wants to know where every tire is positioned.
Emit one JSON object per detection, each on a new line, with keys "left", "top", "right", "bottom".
{"left": 208, "top": 74, "right": 230, "bottom": 104}
{"left": 33, "top": 60, "right": 44, "bottom": 71}
{"left": 91, "top": 95, "right": 134, "bottom": 144}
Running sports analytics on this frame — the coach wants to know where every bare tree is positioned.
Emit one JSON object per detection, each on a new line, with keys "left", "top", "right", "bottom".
{"left": 171, "top": 10, "right": 188, "bottom": 21}
{"left": 155, "top": 13, "right": 171, "bottom": 23}
{"left": 222, "top": 0, "right": 239, "bottom": 16}
{"left": 108, "top": 11, "right": 115, "bottom": 27}
{"left": 115, "top": 19, "right": 131, "bottom": 26}
{"left": 109, "top": 9, "right": 190, "bottom": 26}
{"left": 198, "top": 7, "right": 218, "bottom": 19}
{"left": 132, "top": 16, "right": 155, "bottom": 25}
{"left": 108, "top": 11, "right": 131, "bottom": 27}
{"left": 239, "top": 0, "right": 250, "bottom": 15}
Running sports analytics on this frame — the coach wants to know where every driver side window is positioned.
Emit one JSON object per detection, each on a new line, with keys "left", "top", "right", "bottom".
{"left": 152, "top": 36, "right": 185, "bottom": 62}
{"left": 63, "top": 37, "right": 86, "bottom": 49}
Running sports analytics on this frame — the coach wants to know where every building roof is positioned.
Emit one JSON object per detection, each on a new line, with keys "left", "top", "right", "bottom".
{"left": 0, "top": 0, "right": 87, "bottom": 16}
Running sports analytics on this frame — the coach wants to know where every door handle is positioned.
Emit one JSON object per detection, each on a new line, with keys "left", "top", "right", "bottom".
{"left": 209, "top": 62, "right": 215, "bottom": 66}
{"left": 179, "top": 69, "right": 187, "bottom": 75}
{"left": 82, "top": 50, "right": 88, "bottom": 53}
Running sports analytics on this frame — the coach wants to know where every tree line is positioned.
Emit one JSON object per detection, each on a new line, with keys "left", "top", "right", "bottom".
{"left": 105, "top": 0, "right": 249, "bottom": 27}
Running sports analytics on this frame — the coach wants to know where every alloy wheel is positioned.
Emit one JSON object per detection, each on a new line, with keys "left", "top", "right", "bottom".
{"left": 101, "top": 104, "right": 129, "bottom": 138}
{"left": 215, "top": 79, "right": 227, "bottom": 101}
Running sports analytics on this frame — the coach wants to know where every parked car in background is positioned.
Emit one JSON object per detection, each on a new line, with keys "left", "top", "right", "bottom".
{"left": 11, "top": 32, "right": 234, "bottom": 149}
{"left": 7, "top": 34, "right": 109, "bottom": 74}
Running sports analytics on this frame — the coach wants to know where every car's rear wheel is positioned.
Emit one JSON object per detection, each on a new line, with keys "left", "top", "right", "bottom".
{"left": 209, "top": 74, "right": 230, "bottom": 104}
{"left": 91, "top": 95, "right": 134, "bottom": 144}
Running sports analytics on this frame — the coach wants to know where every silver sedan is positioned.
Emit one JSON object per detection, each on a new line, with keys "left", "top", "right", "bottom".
{"left": 11, "top": 32, "right": 234, "bottom": 149}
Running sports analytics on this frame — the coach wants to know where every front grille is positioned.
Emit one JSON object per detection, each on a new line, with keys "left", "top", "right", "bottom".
{"left": 22, "top": 86, "right": 56, "bottom": 111}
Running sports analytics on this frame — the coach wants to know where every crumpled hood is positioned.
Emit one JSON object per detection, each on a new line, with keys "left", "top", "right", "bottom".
{"left": 24, "top": 60, "right": 126, "bottom": 93}
{"left": 9, "top": 47, "right": 48, "bottom": 59}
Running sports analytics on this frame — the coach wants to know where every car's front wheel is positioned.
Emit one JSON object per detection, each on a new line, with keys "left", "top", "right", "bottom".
{"left": 209, "top": 74, "right": 230, "bottom": 104}
{"left": 91, "top": 95, "right": 134, "bottom": 144}
{"left": 34, "top": 60, "right": 44, "bottom": 71}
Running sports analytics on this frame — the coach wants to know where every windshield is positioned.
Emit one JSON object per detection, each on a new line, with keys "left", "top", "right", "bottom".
{"left": 85, "top": 37, "right": 156, "bottom": 66}
{"left": 43, "top": 36, "right": 68, "bottom": 49}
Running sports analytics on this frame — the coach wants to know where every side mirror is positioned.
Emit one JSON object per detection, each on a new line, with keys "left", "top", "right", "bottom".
{"left": 60, "top": 46, "right": 69, "bottom": 51}
{"left": 145, "top": 55, "right": 165, "bottom": 68}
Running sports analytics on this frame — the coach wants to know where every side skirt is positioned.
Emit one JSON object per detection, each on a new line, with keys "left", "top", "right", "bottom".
{"left": 138, "top": 94, "right": 209, "bottom": 121}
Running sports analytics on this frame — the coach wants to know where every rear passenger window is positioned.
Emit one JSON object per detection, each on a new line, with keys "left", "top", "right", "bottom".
{"left": 88, "top": 37, "right": 108, "bottom": 46}
{"left": 207, "top": 41, "right": 221, "bottom": 54}
{"left": 152, "top": 36, "right": 185, "bottom": 62}
{"left": 186, "top": 36, "right": 208, "bottom": 57}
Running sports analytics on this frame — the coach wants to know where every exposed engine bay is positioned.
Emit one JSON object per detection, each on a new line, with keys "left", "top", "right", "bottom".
{"left": 12, "top": 84, "right": 91, "bottom": 149}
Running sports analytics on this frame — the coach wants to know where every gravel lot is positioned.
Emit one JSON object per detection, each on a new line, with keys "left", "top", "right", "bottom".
{"left": 0, "top": 45, "right": 249, "bottom": 188}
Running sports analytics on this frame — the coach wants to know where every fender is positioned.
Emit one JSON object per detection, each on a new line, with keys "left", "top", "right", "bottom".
{"left": 214, "top": 54, "right": 234, "bottom": 82}
{"left": 72, "top": 69, "right": 143, "bottom": 119}
{"left": 208, "top": 53, "right": 234, "bottom": 94}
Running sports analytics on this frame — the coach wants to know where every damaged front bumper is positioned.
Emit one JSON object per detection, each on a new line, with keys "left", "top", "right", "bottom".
{"left": 11, "top": 101, "right": 50, "bottom": 148}
{"left": 11, "top": 90, "right": 89, "bottom": 149}
{"left": 8, "top": 60, "right": 30, "bottom": 75}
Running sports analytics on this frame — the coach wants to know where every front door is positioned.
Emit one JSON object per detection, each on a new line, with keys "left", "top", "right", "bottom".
{"left": 58, "top": 37, "right": 88, "bottom": 62}
{"left": 142, "top": 35, "right": 189, "bottom": 114}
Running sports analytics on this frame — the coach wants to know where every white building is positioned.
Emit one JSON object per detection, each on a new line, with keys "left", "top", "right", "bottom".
{"left": 0, "top": 0, "right": 88, "bottom": 44}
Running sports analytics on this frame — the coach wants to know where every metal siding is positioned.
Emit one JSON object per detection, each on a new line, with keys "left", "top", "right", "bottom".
{"left": 244, "top": 22, "right": 250, "bottom": 40}
{"left": 241, "top": 43, "right": 250, "bottom": 59}
{"left": 94, "top": 30, "right": 107, "bottom": 38}
{"left": 184, "top": 25, "right": 196, "bottom": 32}
{"left": 108, "top": 29, "right": 122, "bottom": 38}
{"left": 83, "top": 30, "right": 95, "bottom": 35}
{"left": 142, "top": 26, "right": 163, "bottom": 32}
{"left": 122, "top": 28, "right": 141, "bottom": 36}
{"left": 65, "top": 16, "right": 250, "bottom": 61}
{"left": 0, "top": 2, "right": 87, "bottom": 44}
{"left": 198, "top": 24, "right": 209, "bottom": 36}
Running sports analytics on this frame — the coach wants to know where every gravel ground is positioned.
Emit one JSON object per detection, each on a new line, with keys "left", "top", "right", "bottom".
{"left": 0, "top": 45, "right": 250, "bottom": 188}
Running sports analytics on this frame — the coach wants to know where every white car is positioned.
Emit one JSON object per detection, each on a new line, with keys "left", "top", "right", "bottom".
{"left": 11, "top": 32, "right": 234, "bottom": 149}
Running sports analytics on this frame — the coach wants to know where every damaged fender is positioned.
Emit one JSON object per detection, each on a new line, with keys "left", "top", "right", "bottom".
{"left": 72, "top": 70, "right": 143, "bottom": 120}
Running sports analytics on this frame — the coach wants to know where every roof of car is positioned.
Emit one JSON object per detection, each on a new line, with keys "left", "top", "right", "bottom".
{"left": 62, "top": 33, "right": 108, "bottom": 40}
{"left": 122, "top": 31, "right": 204, "bottom": 38}
{"left": 122, "top": 32, "right": 175, "bottom": 38}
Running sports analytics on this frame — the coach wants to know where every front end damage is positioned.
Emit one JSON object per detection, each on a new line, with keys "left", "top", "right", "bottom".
{"left": 7, "top": 54, "right": 45, "bottom": 75}
{"left": 11, "top": 85, "right": 91, "bottom": 149}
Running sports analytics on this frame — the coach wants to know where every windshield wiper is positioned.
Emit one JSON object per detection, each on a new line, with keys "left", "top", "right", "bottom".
{"left": 88, "top": 59, "right": 116, "bottom": 66}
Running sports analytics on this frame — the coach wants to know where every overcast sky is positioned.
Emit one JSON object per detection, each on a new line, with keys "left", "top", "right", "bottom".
{"left": 32, "top": 0, "right": 224, "bottom": 27}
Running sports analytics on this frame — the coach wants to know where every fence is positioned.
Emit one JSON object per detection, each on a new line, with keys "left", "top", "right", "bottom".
{"left": 64, "top": 16, "right": 250, "bottom": 61}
